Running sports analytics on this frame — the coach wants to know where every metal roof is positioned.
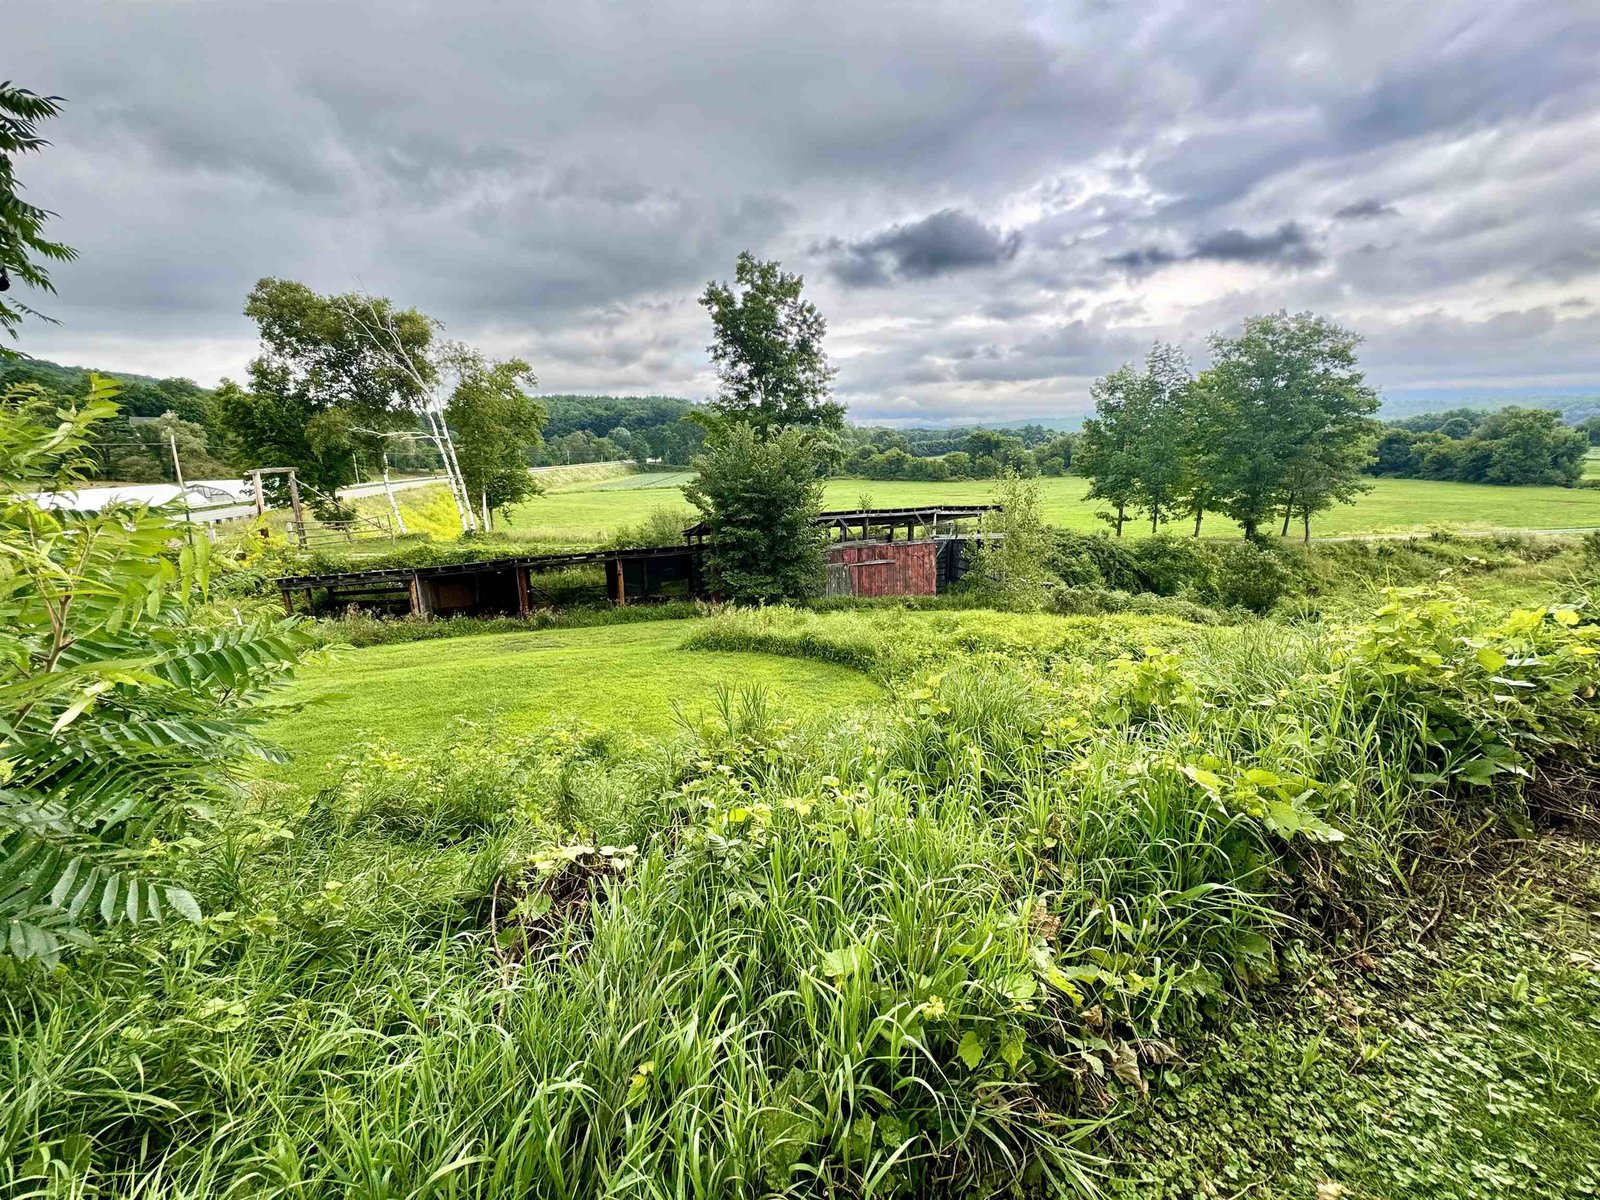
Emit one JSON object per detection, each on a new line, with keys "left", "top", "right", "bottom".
{"left": 682, "top": 503, "right": 999, "bottom": 538}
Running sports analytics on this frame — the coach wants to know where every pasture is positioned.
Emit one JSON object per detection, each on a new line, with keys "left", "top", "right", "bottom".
{"left": 486, "top": 471, "right": 1600, "bottom": 546}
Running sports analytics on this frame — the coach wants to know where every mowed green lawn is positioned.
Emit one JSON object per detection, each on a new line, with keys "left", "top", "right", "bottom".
{"left": 500, "top": 471, "right": 1600, "bottom": 543}
{"left": 261, "top": 621, "right": 880, "bottom": 788}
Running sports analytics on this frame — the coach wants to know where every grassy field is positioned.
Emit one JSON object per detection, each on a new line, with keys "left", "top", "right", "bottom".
{"left": 579, "top": 469, "right": 696, "bottom": 491}
{"left": 478, "top": 471, "right": 1600, "bottom": 546}
{"left": 261, "top": 620, "right": 881, "bottom": 787}
{"left": 11, "top": 580, "right": 1600, "bottom": 1196}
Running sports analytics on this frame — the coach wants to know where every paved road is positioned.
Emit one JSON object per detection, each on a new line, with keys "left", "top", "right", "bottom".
{"left": 192, "top": 461, "right": 634, "bottom": 524}
{"left": 184, "top": 475, "right": 448, "bottom": 524}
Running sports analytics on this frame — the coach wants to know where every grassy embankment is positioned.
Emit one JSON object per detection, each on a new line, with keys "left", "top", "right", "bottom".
{"left": 7, "top": 590, "right": 1594, "bottom": 1193}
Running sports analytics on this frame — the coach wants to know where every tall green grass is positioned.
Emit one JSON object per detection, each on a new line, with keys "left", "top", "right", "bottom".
{"left": 4, "top": 590, "right": 1598, "bottom": 1197}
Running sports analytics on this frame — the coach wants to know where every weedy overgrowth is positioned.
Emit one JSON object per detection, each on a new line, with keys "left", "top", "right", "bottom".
{"left": 2, "top": 582, "right": 1597, "bottom": 1196}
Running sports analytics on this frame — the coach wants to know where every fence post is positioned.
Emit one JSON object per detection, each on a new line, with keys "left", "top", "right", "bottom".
{"left": 287, "top": 469, "right": 307, "bottom": 549}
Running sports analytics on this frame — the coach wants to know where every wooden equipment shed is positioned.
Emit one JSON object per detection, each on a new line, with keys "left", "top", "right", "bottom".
{"left": 277, "top": 504, "right": 998, "bottom": 616}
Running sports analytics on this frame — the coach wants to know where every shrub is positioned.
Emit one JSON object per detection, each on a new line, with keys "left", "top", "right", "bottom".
{"left": 1, "top": 382, "right": 313, "bottom": 964}
{"left": 1051, "top": 584, "right": 1233, "bottom": 624}
{"left": 603, "top": 504, "right": 693, "bottom": 549}
{"left": 684, "top": 423, "right": 827, "bottom": 603}
{"left": 964, "top": 471, "right": 1057, "bottom": 611}
{"left": 1129, "top": 534, "right": 1218, "bottom": 597}
{"left": 1211, "top": 541, "right": 1294, "bottom": 612}
{"left": 1042, "top": 529, "right": 1137, "bottom": 591}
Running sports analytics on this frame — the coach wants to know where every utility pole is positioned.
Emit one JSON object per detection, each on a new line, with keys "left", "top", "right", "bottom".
{"left": 169, "top": 431, "right": 195, "bottom": 549}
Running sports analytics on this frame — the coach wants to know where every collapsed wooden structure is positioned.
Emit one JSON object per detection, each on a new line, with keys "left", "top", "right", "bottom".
{"left": 276, "top": 504, "right": 998, "bottom": 617}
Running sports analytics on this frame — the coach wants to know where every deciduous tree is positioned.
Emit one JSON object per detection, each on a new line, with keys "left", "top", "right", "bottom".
{"left": 1129, "top": 342, "right": 1194, "bottom": 533}
{"left": 1198, "top": 312, "right": 1379, "bottom": 538}
{"left": 699, "top": 253, "right": 841, "bottom": 434}
{"left": 0, "top": 82, "right": 75, "bottom": 356}
{"left": 442, "top": 352, "right": 546, "bottom": 523}
{"left": 683, "top": 424, "right": 826, "bottom": 604}
{"left": 1075, "top": 365, "right": 1142, "bottom": 536}
{"left": 226, "top": 280, "right": 437, "bottom": 517}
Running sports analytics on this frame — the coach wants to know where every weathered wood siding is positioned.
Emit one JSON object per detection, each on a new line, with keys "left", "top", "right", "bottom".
{"left": 825, "top": 541, "right": 939, "bottom": 597}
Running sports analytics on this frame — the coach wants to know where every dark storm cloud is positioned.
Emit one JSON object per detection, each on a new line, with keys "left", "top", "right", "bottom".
{"left": 1106, "top": 223, "right": 1323, "bottom": 276}
{"left": 1104, "top": 246, "right": 1181, "bottom": 274}
{"left": 4, "top": 0, "right": 1599, "bottom": 417}
{"left": 822, "top": 209, "right": 1022, "bottom": 287}
{"left": 1191, "top": 223, "right": 1323, "bottom": 267}
{"left": 1334, "top": 199, "right": 1400, "bottom": 221}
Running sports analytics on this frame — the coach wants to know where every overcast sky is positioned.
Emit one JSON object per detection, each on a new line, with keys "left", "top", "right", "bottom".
{"left": 8, "top": 0, "right": 1600, "bottom": 423}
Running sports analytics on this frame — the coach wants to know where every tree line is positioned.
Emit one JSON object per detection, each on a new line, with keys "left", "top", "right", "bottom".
{"left": 0, "top": 358, "right": 238, "bottom": 483}
{"left": 841, "top": 426, "right": 1076, "bottom": 481}
{"left": 1074, "top": 314, "right": 1382, "bottom": 540}
{"left": 1371, "top": 406, "right": 1588, "bottom": 486}
{"left": 529, "top": 394, "right": 705, "bottom": 468}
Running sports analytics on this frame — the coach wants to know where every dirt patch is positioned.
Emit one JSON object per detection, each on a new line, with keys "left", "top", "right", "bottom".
{"left": 1528, "top": 756, "right": 1600, "bottom": 835}
{"left": 488, "top": 843, "right": 638, "bottom": 966}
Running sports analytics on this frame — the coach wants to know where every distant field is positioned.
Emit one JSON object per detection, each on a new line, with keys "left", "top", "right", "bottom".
{"left": 492, "top": 470, "right": 1600, "bottom": 543}
{"left": 261, "top": 620, "right": 879, "bottom": 787}
{"left": 579, "top": 469, "right": 696, "bottom": 491}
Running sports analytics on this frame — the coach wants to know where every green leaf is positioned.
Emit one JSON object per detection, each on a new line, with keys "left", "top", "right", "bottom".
{"left": 1180, "top": 765, "right": 1223, "bottom": 791}
{"left": 165, "top": 888, "right": 202, "bottom": 924}
{"left": 956, "top": 1029, "right": 985, "bottom": 1070}
{"left": 1263, "top": 800, "right": 1346, "bottom": 843}
{"left": 1003, "top": 973, "right": 1038, "bottom": 1003}
{"left": 99, "top": 875, "right": 120, "bottom": 924}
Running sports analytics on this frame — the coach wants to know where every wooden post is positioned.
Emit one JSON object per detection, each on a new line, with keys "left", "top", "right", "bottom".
{"left": 252, "top": 471, "right": 269, "bottom": 540}
{"left": 612, "top": 559, "right": 626, "bottom": 605}
{"left": 515, "top": 568, "right": 531, "bottom": 617}
{"left": 280, "top": 588, "right": 294, "bottom": 615}
{"left": 287, "top": 469, "right": 307, "bottom": 549}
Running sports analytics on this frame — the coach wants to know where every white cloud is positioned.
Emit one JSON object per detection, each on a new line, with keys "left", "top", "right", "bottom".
{"left": 6, "top": 0, "right": 1600, "bottom": 421}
